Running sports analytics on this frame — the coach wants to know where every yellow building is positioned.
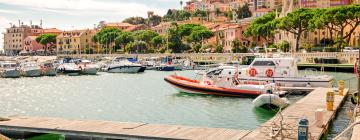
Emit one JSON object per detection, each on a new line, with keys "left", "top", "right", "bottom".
{"left": 56, "top": 29, "right": 96, "bottom": 54}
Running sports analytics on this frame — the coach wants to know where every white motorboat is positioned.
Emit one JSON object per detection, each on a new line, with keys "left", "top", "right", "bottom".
{"left": 201, "top": 58, "right": 334, "bottom": 88}
{"left": 0, "top": 61, "right": 21, "bottom": 78}
{"left": 20, "top": 62, "right": 42, "bottom": 77}
{"left": 77, "top": 60, "right": 99, "bottom": 75}
{"left": 57, "top": 63, "right": 82, "bottom": 76}
{"left": 40, "top": 62, "right": 57, "bottom": 76}
{"left": 105, "top": 57, "right": 143, "bottom": 73}
{"left": 253, "top": 93, "right": 290, "bottom": 110}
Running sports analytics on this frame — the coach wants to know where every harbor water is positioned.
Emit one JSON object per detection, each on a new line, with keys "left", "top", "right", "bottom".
{"left": 0, "top": 70, "right": 357, "bottom": 131}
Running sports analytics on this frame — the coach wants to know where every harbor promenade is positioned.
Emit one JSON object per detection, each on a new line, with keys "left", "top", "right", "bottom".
{"left": 0, "top": 87, "right": 350, "bottom": 140}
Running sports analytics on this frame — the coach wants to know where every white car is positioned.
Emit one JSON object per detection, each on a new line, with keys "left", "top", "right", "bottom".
{"left": 344, "top": 47, "right": 359, "bottom": 52}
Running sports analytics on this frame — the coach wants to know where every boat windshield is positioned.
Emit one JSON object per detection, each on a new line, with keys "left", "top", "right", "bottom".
{"left": 2, "top": 64, "right": 17, "bottom": 68}
{"left": 252, "top": 61, "right": 275, "bottom": 66}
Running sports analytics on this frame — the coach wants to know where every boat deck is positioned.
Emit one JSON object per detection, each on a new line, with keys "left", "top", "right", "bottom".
{"left": 243, "top": 87, "right": 349, "bottom": 140}
{"left": 0, "top": 116, "right": 250, "bottom": 140}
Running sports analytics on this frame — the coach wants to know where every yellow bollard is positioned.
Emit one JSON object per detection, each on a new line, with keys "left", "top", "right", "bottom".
{"left": 338, "top": 80, "right": 344, "bottom": 96}
{"left": 327, "top": 91, "right": 335, "bottom": 111}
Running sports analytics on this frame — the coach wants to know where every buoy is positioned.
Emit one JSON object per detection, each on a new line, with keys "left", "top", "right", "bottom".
{"left": 249, "top": 68, "right": 257, "bottom": 77}
{"left": 265, "top": 69, "right": 274, "bottom": 77}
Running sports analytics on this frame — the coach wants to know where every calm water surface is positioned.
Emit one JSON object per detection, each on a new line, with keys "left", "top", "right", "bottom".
{"left": 0, "top": 70, "right": 357, "bottom": 130}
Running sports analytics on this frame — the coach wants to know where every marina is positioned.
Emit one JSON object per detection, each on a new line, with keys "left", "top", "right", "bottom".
{"left": 0, "top": 54, "right": 359, "bottom": 139}
{"left": 0, "top": 87, "right": 352, "bottom": 139}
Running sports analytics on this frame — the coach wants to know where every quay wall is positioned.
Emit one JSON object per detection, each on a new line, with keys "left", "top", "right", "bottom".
{"left": 0, "top": 52, "right": 359, "bottom": 64}
{"left": 57, "top": 52, "right": 359, "bottom": 64}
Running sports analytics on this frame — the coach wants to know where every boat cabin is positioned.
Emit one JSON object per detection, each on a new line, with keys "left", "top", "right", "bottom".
{"left": 240, "top": 58, "right": 299, "bottom": 78}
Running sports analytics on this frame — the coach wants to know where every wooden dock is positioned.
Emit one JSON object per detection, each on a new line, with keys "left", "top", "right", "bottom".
{"left": 244, "top": 88, "right": 349, "bottom": 140}
{"left": 0, "top": 116, "right": 250, "bottom": 140}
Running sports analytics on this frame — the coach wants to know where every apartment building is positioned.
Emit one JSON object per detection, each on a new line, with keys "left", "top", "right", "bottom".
{"left": 3, "top": 24, "right": 41, "bottom": 55}
{"left": 56, "top": 29, "right": 96, "bottom": 54}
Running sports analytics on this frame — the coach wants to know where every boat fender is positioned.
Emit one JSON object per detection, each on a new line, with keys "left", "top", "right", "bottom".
{"left": 249, "top": 68, "right": 257, "bottom": 77}
{"left": 265, "top": 69, "right": 274, "bottom": 77}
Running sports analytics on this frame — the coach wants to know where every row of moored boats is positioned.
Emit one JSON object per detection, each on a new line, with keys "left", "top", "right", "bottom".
{"left": 0, "top": 57, "right": 192, "bottom": 78}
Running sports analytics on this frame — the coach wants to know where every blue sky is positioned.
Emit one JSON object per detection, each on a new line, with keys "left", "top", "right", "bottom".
{"left": 0, "top": 0, "right": 187, "bottom": 50}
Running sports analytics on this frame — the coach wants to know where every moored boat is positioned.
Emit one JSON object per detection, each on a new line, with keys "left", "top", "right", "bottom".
{"left": 156, "top": 65, "right": 175, "bottom": 71}
{"left": 77, "top": 60, "right": 99, "bottom": 75}
{"left": 252, "top": 94, "right": 290, "bottom": 110}
{"left": 164, "top": 74, "right": 283, "bottom": 98}
{"left": 57, "top": 63, "right": 82, "bottom": 76}
{"left": 0, "top": 61, "right": 21, "bottom": 78}
{"left": 20, "top": 62, "right": 42, "bottom": 77}
{"left": 105, "top": 57, "right": 143, "bottom": 73}
{"left": 40, "top": 62, "right": 57, "bottom": 76}
{"left": 200, "top": 58, "right": 334, "bottom": 87}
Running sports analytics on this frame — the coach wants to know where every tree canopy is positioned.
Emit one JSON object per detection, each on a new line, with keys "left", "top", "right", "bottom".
{"left": 35, "top": 34, "right": 57, "bottom": 52}
{"left": 122, "top": 17, "right": 146, "bottom": 25}
{"left": 244, "top": 12, "right": 276, "bottom": 44}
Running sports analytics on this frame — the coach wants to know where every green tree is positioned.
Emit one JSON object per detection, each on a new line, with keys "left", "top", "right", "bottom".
{"left": 316, "top": 5, "right": 360, "bottom": 50}
{"left": 224, "top": 11, "right": 233, "bottom": 21}
{"left": 122, "top": 17, "right": 146, "bottom": 25}
{"left": 215, "top": 8, "right": 222, "bottom": 16}
{"left": 166, "top": 23, "right": 185, "bottom": 53}
{"left": 132, "top": 30, "right": 159, "bottom": 46}
{"left": 193, "top": 9, "right": 207, "bottom": 18}
{"left": 275, "top": 8, "right": 315, "bottom": 52}
{"left": 278, "top": 41, "right": 290, "bottom": 52}
{"left": 236, "top": 3, "right": 252, "bottom": 20}
{"left": 244, "top": 12, "right": 276, "bottom": 45}
{"left": 231, "top": 39, "right": 241, "bottom": 53}
{"left": 148, "top": 15, "right": 162, "bottom": 27}
{"left": 215, "top": 45, "right": 224, "bottom": 53}
{"left": 151, "top": 35, "right": 165, "bottom": 50}
{"left": 35, "top": 34, "right": 57, "bottom": 53}
{"left": 92, "top": 27, "right": 122, "bottom": 53}
{"left": 115, "top": 31, "right": 134, "bottom": 52}
{"left": 186, "top": 26, "right": 214, "bottom": 45}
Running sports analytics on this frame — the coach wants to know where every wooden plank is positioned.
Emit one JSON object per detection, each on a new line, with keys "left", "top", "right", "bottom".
{"left": 0, "top": 116, "right": 250, "bottom": 140}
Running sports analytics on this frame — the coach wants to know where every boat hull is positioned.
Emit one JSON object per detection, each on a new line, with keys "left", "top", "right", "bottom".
{"left": 107, "top": 66, "right": 142, "bottom": 73}
{"left": 1, "top": 70, "right": 21, "bottom": 78}
{"left": 81, "top": 67, "right": 98, "bottom": 75}
{"left": 22, "top": 69, "right": 42, "bottom": 77}
{"left": 164, "top": 75, "right": 263, "bottom": 98}
{"left": 138, "top": 66, "right": 146, "bottom": 73}
{"left": 42, "top": 68, "right": 57, "bottom": 76}
{"left": 157, "top": 66, "right": 175, "bottom": 71}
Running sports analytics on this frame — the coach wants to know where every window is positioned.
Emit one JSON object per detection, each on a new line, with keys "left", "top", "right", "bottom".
{"left": 252, "top": 61, "right": 275, "bottom": 66}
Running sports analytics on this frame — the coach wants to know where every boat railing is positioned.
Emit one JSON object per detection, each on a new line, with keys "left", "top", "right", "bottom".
{"left": 342, "top": 77, "right": 358, "bottom": 93}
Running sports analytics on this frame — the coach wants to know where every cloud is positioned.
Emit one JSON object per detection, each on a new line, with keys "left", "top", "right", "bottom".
{"left": 0, "top": 9, "right": 20, "bottom": 14}
{"left": 0, "top": 0, "right": 169, "bottom": 17}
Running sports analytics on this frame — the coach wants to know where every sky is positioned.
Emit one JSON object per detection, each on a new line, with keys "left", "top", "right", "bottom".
{"left": 0, "top": 0, "right": 187, "bottom": 51}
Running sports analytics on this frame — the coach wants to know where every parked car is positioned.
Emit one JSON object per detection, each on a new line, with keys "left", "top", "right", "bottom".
{"left": 344, "top": 47, "right": 359, "bottom": 52}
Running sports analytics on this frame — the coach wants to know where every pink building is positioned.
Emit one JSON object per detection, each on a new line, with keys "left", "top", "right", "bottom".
{"left": 23, "top": 36, "right": 44, "bottom": 53}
